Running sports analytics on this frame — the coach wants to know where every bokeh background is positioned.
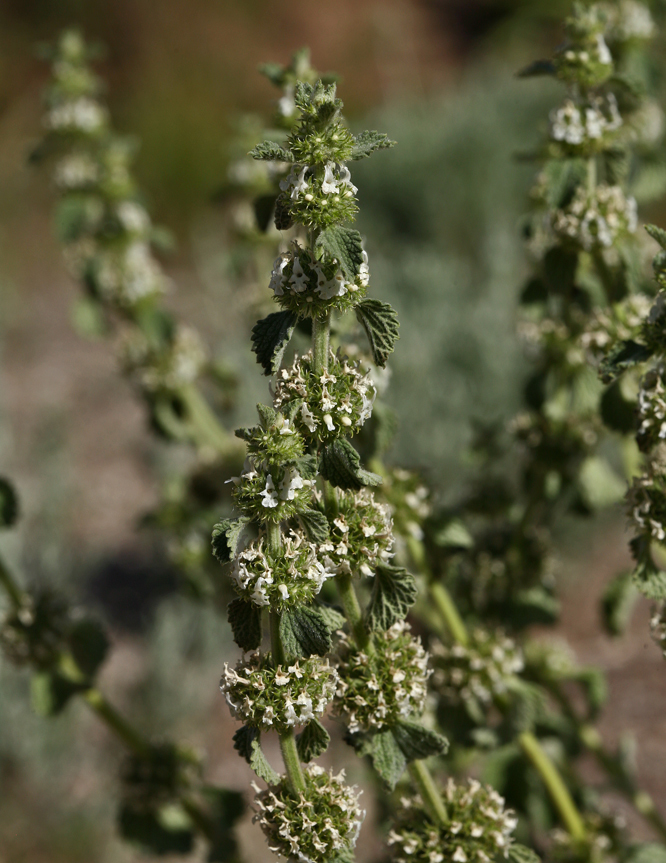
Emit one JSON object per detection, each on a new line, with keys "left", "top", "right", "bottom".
{"left": 1, "top": 1, "right": 666, "bottom": 861}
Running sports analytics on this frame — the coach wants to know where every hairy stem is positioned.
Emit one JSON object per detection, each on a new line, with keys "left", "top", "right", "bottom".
{"left": 519, "top": 730, "right": 586, "bottom": 840}
{"left": 312, "top": 313, "right": 330, "bottom": 373}
{"left": 409, "top": 760, "right": 449, "bottom": 825}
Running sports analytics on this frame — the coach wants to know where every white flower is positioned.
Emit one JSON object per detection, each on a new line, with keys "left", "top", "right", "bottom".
{"left": 260, "top": 475, "right": 279, "bottom": 508}
{"left": 322, "top": 161, "right": 340, "bottom": 194}
{"left": 279, "top": 467, "right": 304, "bottom": 501}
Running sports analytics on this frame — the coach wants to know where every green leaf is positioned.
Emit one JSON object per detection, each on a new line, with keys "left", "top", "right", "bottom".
{"left": 296, "top": 719, "right": 330, "bottom": 762}
{"left": 646, "top": 224, "right": 666, "bottom": 250}
{"left": 600, "top": 379, "right": 637, "bottom": 434}
{"left": 625, "top": 845, "right": 666, "bottom": 863}
{"left": 505, "top": 680, "right": 547, "bottom": 734}
{"left": 254, "top": 193, "right": 278, "bottom": 233}
{"left": 370, "top": 729, "right": 407, "bottom": 789}
{"left": 391, "top": 720, "right": 448, "bottom": 762}
{"left": 630, "top": 536, "right": 666, "bottom": 600}
{"left": 293, "top": 453, "right": 318, "bottom": 480}
{"left": 0, "top": 477, "right": 19, "bottom": 528}
{"left": 603, "top": 147, "right": 629, "bottom": 185}
{"left": 68, "top": 618, "right": 109, "bottom": 680}
{"left": 366, "top": 563, "right": 417, "bottom": 631}
{"left": 510, "top": 587, "right": 561, "bottom": 627}
{"left": 543, "top": 246, "right": 577, "bottom": 295}
{"left": 350, "top": 130, "right": 396, "bottom": 161}
{"left": 355, "top": 299, "right": 400, "bottom": 368}
{"left": 227, "top": 599, "right": 262, "bottom": 651}
{"left": 576, "top": 667, "right": 608, "bottom": 718}
{"left": 274, "top": 194, "right": 294, "bottom": 231}
{"left": 319, "top": 439, "right": 382, "bottom": 491}
{"left": 316, "top": 226, "right": 364, "bottom": 280}
{"left": 577, "top": 457, "right": 626, "bottom": 511}
{"left": 507, "top": 844, "right": 541, "bottom": 863}
{"left": 31, "top": 672, "right": 82, "bottom": 717}
{"left": 251, "top": 310, "right": 298, "bottom": 376}
{"left": 517, "top": 59, "right": 556, "bottom": 77}
{"left": 600, "top": 340, "right": 653, "bottom": 384}
{"left": 232, "top": 725, "right": 259, "bottom": 764}
{"left": 298, "top": 508, "right": 330, "bottom": 543}
{"left": 602, "top": 570, "right": 639, "bottom": 636}
{"left": 232, "top": 725, "right": 280, "bottom": 785}
{"left": 118, "top": 804, "right": 194, "bottom": 856}
{"left": 432, "top": 517, "right": 473, "bottom": 549}
{"left": 279, "top": 605, "right": 331, "bottom": 658}
{"left": 315, "top": 602, "right": 346, "bottom": 634}
{"left": 248, "top": 140, "right": 294, "bottom": 162}
{"left": 211, "top": 517, "right": 250, "bottom": 564}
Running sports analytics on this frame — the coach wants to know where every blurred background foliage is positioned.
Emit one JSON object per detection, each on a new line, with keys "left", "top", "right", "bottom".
{"left": 2, "top": 1, "right": 666, "bottom": 861}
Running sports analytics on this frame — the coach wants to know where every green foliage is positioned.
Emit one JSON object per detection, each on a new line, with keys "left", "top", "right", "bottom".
{"left": 316, "top": 226, "right": 365, "bottom": 280}
{"left": 0, "top": 477, "right": 18, "bottom": 528}
{"left": 391, "top": 719, "right": 448, "bottom": 761}
{"left": 211, "top": 517, "right": 250, "bottom": 563}
{"left": 251, "top": 310, "right": 298, "bottom": 376}
{"left": 350, "top": 130, "right": 396, "bottom": 161}
{"left": 319, "top": 439, "right": 382, "bottom": 490}
{"left": 227, "top": 598, "right": 262, "bottom": 650}
{"left": 296, "top": 719, "right": 330, "bottom": 762}
{"left": 369, "top": 728, "right": 407, "bottom": 789}
{"left": 602, "top": 571, "right": 638, "bottom": 636}
{"left": 249, "top": 140, "right": 294, "bottom": 162}
{"left": 298, "top": 507, "right": 330, "bottom": 543}
{"left": 355, "top": 298, "right": 400, "bottom": 368}
{"left": 366, "top": 563, "right": 417, "bottom": 631}
{"left": 279, "top": 605, "right": 331, "bottom": 658}
{"left": 118, "top": 805, "right": 195, "bottom": 856}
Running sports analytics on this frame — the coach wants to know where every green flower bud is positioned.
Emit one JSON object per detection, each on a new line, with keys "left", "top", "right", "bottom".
{"left": 230, "top": 529, "right": 333, "bottom": 610}
{"left": 269, "top": 244, "right": 368, "bottom": 319}
{"left": 430, "top": 629, "right": 524, "bottom": 708}
{"left": 221, "top": 652, "right": 338, "bottom": 733}
{"left": 288, "top": 120, "right": 355, "bottom": 165}
{"left": 388, "top": 780, "right": 519, "bottom": 863}
{"left": 334, "top": 621, "right": 430, "bottom": 734}
{"left": 231, "top": 460, "right": 312, "bottom": 523}
{"left": 238, "top": 413, "right": 305, "bottom": 471}
{"left": 319, "top": 487, "right": 393, "bottom": 578}
{"left": 253, "top": 764, "right": 364, "bottom": 863}
{"left": 273, "top": 350, "right": 376, "bottom": 444}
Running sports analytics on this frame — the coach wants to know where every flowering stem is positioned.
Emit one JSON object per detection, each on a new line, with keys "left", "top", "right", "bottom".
{"left": 408, "top": 760, "right": 449, "bottom": 825}
{"left": 518, "top": 730, "right": 586, "bottom": 841}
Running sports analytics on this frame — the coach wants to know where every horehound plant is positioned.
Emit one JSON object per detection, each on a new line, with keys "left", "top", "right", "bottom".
{"left": 212, "top": 76, "right": 541, "bottom": 863}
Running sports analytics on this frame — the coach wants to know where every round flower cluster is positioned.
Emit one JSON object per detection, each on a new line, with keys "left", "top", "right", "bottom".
{"left": 239, "top": 414, "right": 304, "bottom": 471}
{"left": 550, "top": 94, "right": 622, "bottom": 151}
{"left": 231, "top": 461, "right": 311, "bottom": 523}
{"left": 92, "top": 240, "right": 169, "bottom": 306}
{"left": 551, "top": 185, "right": 638, "bottom": 251}
{"left": 637, "top": 367, "right": 666, "bottom": 452}
{"left": 120, "top": 325, "right": 207, "bottom": 394}
{"left": 555, "top": 9, "right": 613, "bottom": 88}
{"left": 626, "top": 470, "right": 666, "bottom": 542}
{"left": 579, "top": 294, "right": 651, "bottom": 364}
{"left": 650, "top": 603, "right": 666, "bottom": 657}
{"left": 0, "top": 590, "right": 69, "bottom": 669}
{"left": 53, "top": 151, "right": 100, "bottom": 190}
{"left": 229, "top": 529, "right": 333, "bottom": 610}
{"left": 388, "top": 780, "right": 518, "bottom": 863}
{"left": 46, "top": 96, "right": 108, "bottom": 136}
{"left": 273, "top": 350, "right": 376, "bottom": 444}
{"left": 518, "top": 315, "right": 585, "bottom": 372}
{"left": 288, "top": 121, "right": 355, "bottom": 165}
{"left": 430, "top": 629, "right": 524, "bottom": 707}
{"left": 379, "top": 468, "right": 431, "bottom": 542}
{"left": 276, "top": 161, "right": 359, "bottom": 229}
{"left": 253, "top": 764, "right": 364, "bottom": 863}
{"left": 602, "top": 0, "right": 655, "bottom": 43}
{"left": 221, "top": 653, "right": 338, "bottom": 733}
{"left": 334, "top": 621, "right": 430, "bottom": 734}
{"left": 269, "top": 244, "right": 368, "bottom": 318}
{"left": 320, "top": 488, "right": 393, "bottom": 577}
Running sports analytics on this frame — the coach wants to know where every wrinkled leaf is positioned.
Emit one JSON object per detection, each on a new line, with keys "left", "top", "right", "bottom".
{"left": 298, "top": 508, "right": 330, "bottom": 543}
{"left": 350, "top": 130, "right": 396, "bottom": 160}
{"left": 316, "top": 226, "right": 364, "bottom": 280}
{"left": 227, "top": 599, "right": 262, "bottom": 651}
{"left": 370, "top": 728, "right": 406, "bottom": 789}
{"left": 355, "top": 298, "right": 400, "bottom": 368}
{"left": 251, "top": 310, "right": 298, "bottom": 376}
{"left": 319, "top": 439, "right": 382, "bottom": 491}
{"left": 279, "top": 605, "right": 331, "bottom": 658}
{"left": 211, "top": 517, "right": 250, "bottom": 564}
{"left": 249, "top": 140, "right": 294, "bottom": 162}
{"left": 366, "top": 564, "right": 417, "bottom": 631}
{"left": 391, "top": 719, "right": 448, "bottom": 762}
{"left": 600, "top": 340, "right": 652, "bottom": 384}
{"left": 296, "top": 719, "right": 330, "bottom": 762}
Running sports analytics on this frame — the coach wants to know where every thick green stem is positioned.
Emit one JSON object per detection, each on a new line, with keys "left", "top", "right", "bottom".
{"left": 0, "top": 555, "right": 27, "bottom": 609}
{"left": 323, "top": 479, "right": 339, "bottom": 518}
{"left": 409, "top": 760, "right": 449, "bottom": 825}
{"left": 279, "top": 732, "right": 306, "bottom": 796}
{"left": 312, "top": 313, "right": 330, "bottom": 373}
{"left": 429, "top": 581, "right": 469, "bottom": 648}
{"left": 179, "top": 383, "right": 242, "bottom": 458}
{"left": 336, "top": 572, "right": 370, "bottom": 652}
{"left": 519, "top": 730, "right": 586, "bottom": 840}
{"left": 83, "top": 688, "right": 150, "bottom": 757}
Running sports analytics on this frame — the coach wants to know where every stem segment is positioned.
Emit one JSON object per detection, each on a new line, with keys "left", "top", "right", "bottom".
{"left": 312, "top": 313, "right": 330, "bottom": 373}
{"left": 179, "top": 384, "right": 242, "bottom": 458}
{"left": 336, "top": 571, "right": 370, "bottom": 652}
{"left": 409, "top": 760, "right": 449, "bottom": 825}
{"left": 83, "top": 688, "right": 150, "bottom": 757}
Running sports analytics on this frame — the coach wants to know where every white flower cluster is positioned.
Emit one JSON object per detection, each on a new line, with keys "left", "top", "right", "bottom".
{"left": 45, "top": 96, "right": 107, "bottom": 134}
{"left": 550, "top": 94, "right": 621, "bottom": 147}
{"left": 334, "top": 621, "right": 430, "bottom": 734}
{"left": 53, "top": 152, "right": 100, "bottom": 189}
{"left": 579, "top": 294, "right": 651, "bottom": 363}
{"left": 637, "top": 367, "right": 666, "bottom": 452}
{"left": 230, "top": 529, "right": 333, "bottom": 609}
{"left": 95, "top": 240, "right": 169, "bottom": 305}
{"left": 120, "top": 325, "right": 207, "bottom": 393}
{"left": 518, "top": 316, "right": 586, "bottom": 370}
{"left": 269, "top": 245, "right": 368, "bottom": 302}
{"left": 430, "top": 629, "right": 524, "bottom": 706}
{"left": 551, "top": 184, "right": 638, "bottom": 251}
{"left": 231, "top": 459, "right": 312, "bottom": 522}
{"left": 279, "top": 161, "right": 357, "bottom": 203}
{"left": 388, "top": 780, "right": 518, "bottom": 863}
{"left": 253, "top": 764, "right": 364, "bottom": 863}
{"left": 221, "top": 653, "right": 338, "bottom": 732}
{"left": 273, "top": 351, "right": 376, "bottom": 442}
{"left": 319, "top": 488, "right": 394, "bottom": 577}
{"left": 602, "top": 0, "right": 655, "bottom": 42}
{"left": 627, "top": 470, "right": 666, "bottom": 542}
{"left": 259, "top": 468, "right": 304, "bottom": 508}
{"left": 650, "top": 603, "right": 666, "bottom": 657}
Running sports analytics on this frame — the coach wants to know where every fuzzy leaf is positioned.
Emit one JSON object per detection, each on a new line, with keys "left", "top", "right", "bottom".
{"left": 646, "top": 224, "right": 666, "bottom": 250}
{"left": 319, "top": 439, "right": 382, "bottom": 491}
{"left": 251, "top": 310, "right": 298, "bottom": 376}
{"left": 517, "top": 59, "right": 556, "bottom": 78}
{"left": 279, "top": 605, "right": 330, "bottom": 658}
{"left": 600, "top": 340, "right": 653, "bottom": 384}
{"left": 227, "top": 599, "right": 262, "bottom": 651}
{"left": 350, "top": 130, "right": 396, "bottom": 161}
{"left": 232, "top": 725, "right": 259, "bottom": 764}
{"left": 211, "top": 517, "right": 250, "bottom": 564}
{"left": 370, "top": 729, "right": 407, "bottom": 789}
{"left": 507, "top": 845, "right": 541, "bottom": 863}
{"left": 293, "top": 453, "right": 319, "bottom": 480}
{"left": 366, "top": 563, "right": 417, "bottom": 631}
{"left": 355, "top": 299, "right": 400, "bottom": 368}
{"left": 0, "top": 477, "right": 19, "bottom": 528}
{"left": 250, "top": 735, "right": 280, "bottom": 785}
{"left": 506, "top": 680, "right": 547, "bottom": 733}
{"left": 298, "top": 508, "right": 330, "bottom": 543}
{"left": 432, "top": 518, "right": 473, "bottom": 549}
{"left": 315, "top": 603, "right": 346, "bottom": 634}
{"left": 391, "top": 720, "right": 449, "bottom": 762}
{"left": 578, "top": 457, "right": 626, "bottom": 511}
{"left": 296, "top": 719, "right": 330, "bottom": 762}
{"left": 249, "top": 140, "right": 294, "bottom": 162}
{"left": 316, "top": 226, "right": 364, "bottom": 280}
{"left": 602, "top": 570, "right": 639, "bottom": 636}
{"left": 630, "top": 536, "right": 666, "bottom": 600}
